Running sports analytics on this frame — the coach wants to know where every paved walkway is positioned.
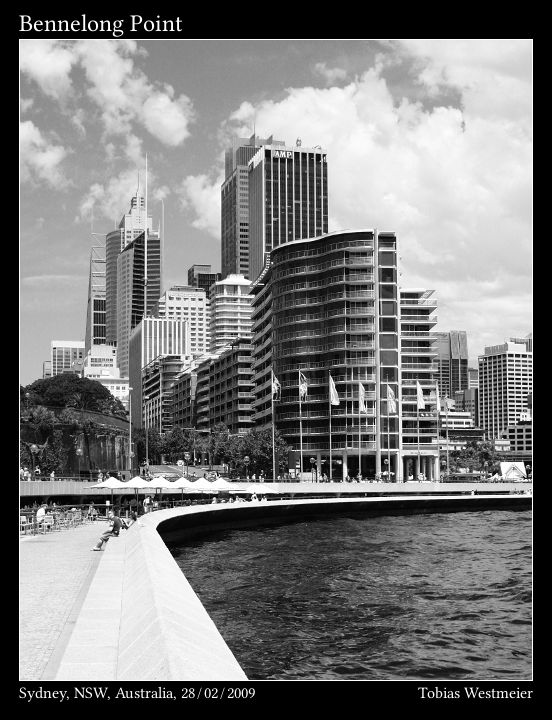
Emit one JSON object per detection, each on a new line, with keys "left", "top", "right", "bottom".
{"left": 19, "top": 521, "right": 108, "bottom": 680}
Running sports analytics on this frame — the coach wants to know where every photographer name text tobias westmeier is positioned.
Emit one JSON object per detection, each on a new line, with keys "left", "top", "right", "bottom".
{"left": 419, "top": 686, "right": 533, "bottom": 700}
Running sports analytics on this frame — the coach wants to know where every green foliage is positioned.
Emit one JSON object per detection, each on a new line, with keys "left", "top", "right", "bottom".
{"left": 449, "top": 440, "right": 501, "bottom": 473}
{"left": 23, "top": 374, "right": 126, "bottom": 417}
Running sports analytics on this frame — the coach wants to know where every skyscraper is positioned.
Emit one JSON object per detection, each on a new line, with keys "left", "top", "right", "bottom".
{"left": 116, "top": 230, "right": 162, "bottom": 378}
{"left": 247, "top": 137, "right": 328, "bottom": 282}
{"left": 84, "top": 245, "right": 107, "bottom": 355}
{"left": 478, "top": 336, "right": 532, "bottom": 440}
{"left": 435, "top": 331, "right": 469, "bottom": 398}
{"left": 221, "top": 135, "right": 271, "bottom": 278}
{"left": 105, "top": 177, "right": 155, "bottom": 345}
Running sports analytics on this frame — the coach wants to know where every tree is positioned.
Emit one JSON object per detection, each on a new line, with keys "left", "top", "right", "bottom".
{"left": 23, "top": 374, "right": 126, "bottom": 417}
{"left": 225, "top": 429, "right": 291, "bottom": 477}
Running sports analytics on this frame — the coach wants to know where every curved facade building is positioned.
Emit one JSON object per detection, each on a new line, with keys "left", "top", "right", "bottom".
{"left": 271, "top": 229, "right": 401, "bottom": 480}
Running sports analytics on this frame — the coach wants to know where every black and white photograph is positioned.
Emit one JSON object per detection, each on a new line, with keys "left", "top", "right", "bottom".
{"left": 19, "top": 30, "right": 532, "bottom": 702}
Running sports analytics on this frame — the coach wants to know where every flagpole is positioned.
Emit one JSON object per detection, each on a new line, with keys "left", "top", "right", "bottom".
{"left": 445, "top": 395, "right": 450, "bottom": 480}
{"left": 436, "top": 382, "right": 441, "bottom": 482}
{"left": 329, "top": 372, "right": 332, "bottom": 482}
{"left": 272, "top": 371, "right": 277, "bottom": 482}
{"left": 417, "top": 403, "right": 420, "bottom": 480}
{"left": 387, "top": 384, "right": 391, "bottom": 481}
{"left": 358, "top": 387, "right": 361, "bottom": 479}
{"left": 298, "top": 369, "right": 303, "bottom": 482}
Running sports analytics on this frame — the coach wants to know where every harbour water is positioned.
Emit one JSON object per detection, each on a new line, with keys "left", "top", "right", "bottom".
{"left": 169, "top": 509, "right": 532, "bottom": 680}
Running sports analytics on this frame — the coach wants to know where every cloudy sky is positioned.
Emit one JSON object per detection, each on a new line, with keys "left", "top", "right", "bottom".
{"left": 20, "top": 38, "right": 532, "bottom": 385}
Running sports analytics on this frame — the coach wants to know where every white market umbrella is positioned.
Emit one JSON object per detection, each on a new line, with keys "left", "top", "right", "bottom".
{"left": 91, "top": 476, "right": 125, "bottom": 509}
{"left": 123, "top": 476, "right": 151, "bottom": 511}
{"left": 245, "top": 484, "right": 280, "bottom": 495}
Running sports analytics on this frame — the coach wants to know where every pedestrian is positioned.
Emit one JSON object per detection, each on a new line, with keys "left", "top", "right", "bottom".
{"left": 34, "top": 465, "right": 41, "bottom": 478}
{"left": 143, "top": 496, "right": 152, "bottom": 513}
{"left": 35, "top": 503, "right": 47, "bottom": 525}
{"left": 50, "top": 470, "right": 55, "bottom": 480}
{"left": 91, "top": 509, "right": 128, "bottom": 551}
{"left": 87, "top": 503, "right": 98, "bottom": 521}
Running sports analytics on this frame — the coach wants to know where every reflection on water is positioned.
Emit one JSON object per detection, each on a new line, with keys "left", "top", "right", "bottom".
{"left": 169, "top": 510, "right": 532, "bottom": 680}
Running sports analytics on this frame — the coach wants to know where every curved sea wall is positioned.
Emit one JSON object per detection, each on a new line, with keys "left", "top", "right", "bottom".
{"left": 54, "top": 493, "right": 531, "bottom": 681}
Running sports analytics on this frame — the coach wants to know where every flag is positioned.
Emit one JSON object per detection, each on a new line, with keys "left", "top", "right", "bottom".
{"left": 329, "top": 373, "right": 340, "bottom": 406}
{"left": 299, "top": 372, "right": 309, "bottom": 401}
{"left": 416, "top": 381, "right": 425, "bottom": 410}
{"left": 358, "top": 382, "right": 368, "bottom": 414}
{"left": 272, "top": 371, "right": 281, "bottom": 401}
{"left": 386, "top": 384, "right": 397, "bottom": 414}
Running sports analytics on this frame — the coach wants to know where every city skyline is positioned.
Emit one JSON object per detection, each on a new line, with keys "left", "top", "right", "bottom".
{"left": 20, "top": 39, "right": 532, "bottom": 385}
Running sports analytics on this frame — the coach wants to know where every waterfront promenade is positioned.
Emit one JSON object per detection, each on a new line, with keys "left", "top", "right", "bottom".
{"left": 19, "top": 522, "right": 105, "bottom": 680}
{"left": 19, "top": 486, "right": 531, "bottom": 681}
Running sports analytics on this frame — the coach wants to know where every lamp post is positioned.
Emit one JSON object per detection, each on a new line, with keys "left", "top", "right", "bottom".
{"left": 76, "top": 447, "right": 83, "bottom": 480}
{"left": 383, "top": 457, "right": 389, "bottom": 482}
{"left": 128, "top": 386, "right": 133, "bottom": 478}
{"left": 310, "top": 457, "right": 316, "bottom": 483}
{"left": 184, "top": 452, "right": 190, "bottom": 479}
{"left": 143, "top": 393, "right": 150, "bottom": 477}
{"left": 244, "top": 455, "right": 250, "bottom": 480}
{"left": 321, "top": 458, "right": 326, "bottom": 482}
{"left": 30, "top": 443, "right": 39, "bottom": 478}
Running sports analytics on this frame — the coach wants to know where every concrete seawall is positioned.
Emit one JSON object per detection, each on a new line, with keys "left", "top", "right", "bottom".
{"left": 53, "top": 492, "right": 531, "bottom": 681}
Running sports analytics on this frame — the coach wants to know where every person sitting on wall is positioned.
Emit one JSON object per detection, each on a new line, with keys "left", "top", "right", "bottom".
{"left": 91, "top": 510, "right": 128, "bottom": 551}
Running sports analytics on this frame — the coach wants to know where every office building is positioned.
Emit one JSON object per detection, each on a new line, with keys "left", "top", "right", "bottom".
{"left": 400, "top": 290, "right": 440, "bottom": 481}
{"left": 50, "top": 341, "right": 85, "bottom": 376}
{"left": 84, "top": 245, "right": 107, "bottom": 355}
{"left": 142, "top": 354, "right": 191, "bottom": 434}
{"left": 434, "top": 331, "right": 469, "bottom": 398}
{"left": 128, "top": 317, "right": 191, "bottom": 429}
{"left": 501, "top": 413, "right": 532, "bottom": 455}
{"left": 154, "top": 286, "right": 209, "bottom": 357}
{"left": 209, "top": 274, "right": 252, "bottom": 352}
{"left": 454, "top": 387, "right": 479, "bottom": 426}
{"left": 266, "top": 229, "right": 407, "bottom": 480}
{"left": 116, "top": 230, "right": 162, "bottom": 378}
{"left": 172, "top": 364, "right": 201, "bottom": 431}
{"left": 221, "top": 135, "right": 271, "bottom": 278}
{"left": 42, "top": 361, "right": 52, "bottom": 379}
{"left": 478, "top": 336, "right": 533, "bottom": 440}
{"left": 248, "top": 137, "right": 328, "bottom": 282}
{"left": 105, "top": 178, "right": 154, "bottom": 345}
{"left": 187, "top": 264, "right": 221, "bottom": 294}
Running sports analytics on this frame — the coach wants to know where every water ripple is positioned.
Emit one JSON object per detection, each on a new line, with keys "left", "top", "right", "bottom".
{"left": 171, "top": 509, "right": 532, "bottom": 680}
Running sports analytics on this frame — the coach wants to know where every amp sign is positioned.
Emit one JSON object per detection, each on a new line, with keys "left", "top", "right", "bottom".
{"left": 272, "top": 150, "right": 327, "bottom": 161}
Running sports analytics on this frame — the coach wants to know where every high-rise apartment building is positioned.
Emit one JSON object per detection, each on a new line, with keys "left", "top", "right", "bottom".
{"left": 478, "top": 336, "right": 533, "bottom": 440}
{"left": 50, "top": 341, "right": 85, "bottom": 376}
{"left": 248, "top": 137, "right": 328, "bottom": 282}
{"left": 84, "top": 245, "right": 107, "bottom": 355}
{"left": 128, "top": 317, "right": 191, "bottom": 428}
{"left": 195, "top": 340, "right": 255, "bottom": 435}
{"left": 435, "top": 331, "right": 469, "bottom": 398}
{"left": 105, "top": 178, "right": 154, "bottom": 345}
{"left": 187, "top": 264, "right": 221, "bottom": 294}
{"left": 221, "top": 135, "right": 271, "bottom": 278}
{"left": 154, "top": 286, "right": 209, "bottom": 357}
{"left": 267, "top": 229, "right": 406, "bottom": 480}
{"left": 116, "top": 230, "right": 162, "bottom": 378}
{"left": 400, "top": 290, "right": 440, "bottom": 480}
{"left": 209, "top": 274, "right": 253, "bottom": 352}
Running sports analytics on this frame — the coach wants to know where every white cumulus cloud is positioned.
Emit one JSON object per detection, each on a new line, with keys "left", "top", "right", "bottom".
{"left": 20, "top": 120, "right": 69, "bottom": 189}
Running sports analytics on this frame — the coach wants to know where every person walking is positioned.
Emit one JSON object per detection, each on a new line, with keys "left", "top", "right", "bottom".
{"left": 91, "top": 509, "right": 128, "bottom": 551}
